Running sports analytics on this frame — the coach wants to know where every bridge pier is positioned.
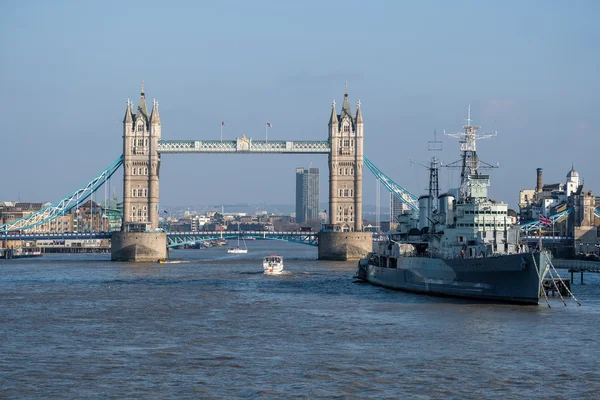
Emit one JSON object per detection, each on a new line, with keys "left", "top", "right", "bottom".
{"left": 111, "top": 232, "right": 167, "bottom": 262}
{"left": 318, "top": 231, "right": 372, "bottom": 261}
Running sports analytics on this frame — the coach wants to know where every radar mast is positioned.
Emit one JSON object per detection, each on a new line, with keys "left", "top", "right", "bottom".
{"left": 445, "top": 105, "right": 497, "bottom": 203}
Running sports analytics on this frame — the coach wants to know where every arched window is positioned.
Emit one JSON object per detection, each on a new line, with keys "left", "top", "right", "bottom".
{"left": 132, "top": 189, "right": 136, "bottom": 197}
{"left": 350, "top": 168, "right": 354, "bottom": 175}
{"left": 339, "top": 189, "right": 343, "bottom": 197}
{"left": 144, "top": 167, "right": 148, "bottom": 175}
{"left": 345, "top": 168, "right": 348, "bottom": 175}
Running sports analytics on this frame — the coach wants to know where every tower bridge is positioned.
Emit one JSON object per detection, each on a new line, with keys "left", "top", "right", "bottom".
{"left": 115, "top": 83, "right": 371, "bottom": 261}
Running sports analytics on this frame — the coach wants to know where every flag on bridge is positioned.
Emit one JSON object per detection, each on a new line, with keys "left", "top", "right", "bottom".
{"left": 266, "top": 121, "right": 272, "bottom": 127}
{"left": 221, "top": 121, "right": 226, "bottom": 126}
{"left": 539, "top": 214, "right": 552, "bottom": 226}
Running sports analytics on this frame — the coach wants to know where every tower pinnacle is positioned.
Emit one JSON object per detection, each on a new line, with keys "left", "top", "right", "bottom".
{"left": 328, "top": 99, "right": 338, "bottom": 126}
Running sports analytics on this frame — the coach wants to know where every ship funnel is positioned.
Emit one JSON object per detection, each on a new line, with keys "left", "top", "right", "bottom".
{"left": 536, "top": 168, "right": 543, "bottom": 193}
{"left": 418, "top": 195, "right": 432, "bottom": 230}
{"left": 438, "top": 193, "right": 455, "bottom": 225}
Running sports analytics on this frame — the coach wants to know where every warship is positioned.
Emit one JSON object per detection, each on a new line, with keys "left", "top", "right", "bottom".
{"left": 356, "top": 107, "right": 551, "bottom": 304}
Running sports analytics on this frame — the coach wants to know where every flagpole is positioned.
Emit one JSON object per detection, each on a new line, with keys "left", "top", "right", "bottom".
{"left": 266, "top": 123, "right": 268, "bottom": 143}
{"left": 220, "top": 122, "right": 223, "bottom": 143}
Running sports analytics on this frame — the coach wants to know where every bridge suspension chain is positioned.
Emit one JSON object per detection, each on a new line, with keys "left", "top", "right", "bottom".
{"left": 363, "top": 157, "right": 419, "bottom": 211}
{"left": 519, "top": 209, "right": 573, "bottom": 234}
{"left": 0, "top": 156, "right": 123, "bottom": 234}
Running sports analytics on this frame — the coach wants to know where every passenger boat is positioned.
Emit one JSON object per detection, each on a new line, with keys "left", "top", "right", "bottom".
{"left": 263, "top": 255, "right": 284, "bottom": 274}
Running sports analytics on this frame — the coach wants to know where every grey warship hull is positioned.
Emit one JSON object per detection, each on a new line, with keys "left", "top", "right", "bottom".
{"left": 357, "top": 252, "right": 550, "bottom": 305}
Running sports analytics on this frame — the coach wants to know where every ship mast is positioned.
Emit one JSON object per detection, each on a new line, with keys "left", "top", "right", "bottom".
{"left": 428, "top": 131, "right": 442, "bottom": 205}
{"left": 445, "top": 105, "right": 497, "bottom": 203}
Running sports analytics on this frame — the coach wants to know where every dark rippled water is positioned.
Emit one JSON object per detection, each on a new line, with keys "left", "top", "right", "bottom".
{"left": 1, "top": 241, "right": 600, "bottom": 399}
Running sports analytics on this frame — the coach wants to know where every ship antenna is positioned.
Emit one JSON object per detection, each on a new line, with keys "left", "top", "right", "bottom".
{"left": 444, "top": 106, "right": 497, "bottom": 203}
{"left": 428, "top": 130, "right": 442, "bottom": 202}
{"left": 467, "top": 104, "right": 471, "bottom": 127}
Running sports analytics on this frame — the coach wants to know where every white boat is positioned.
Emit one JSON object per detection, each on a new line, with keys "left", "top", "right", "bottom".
{"left": 263, "top": 255, "right": 284, "bottom": 274}
{"left": 227, "top": 225, "right": 248, "bottom": 254}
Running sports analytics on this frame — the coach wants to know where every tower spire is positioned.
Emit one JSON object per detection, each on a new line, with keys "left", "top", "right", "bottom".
{"left": 123, "top": 99, "right": 133, "bottom": 123}
{"left": 356, "top": 100, "right": 363, "bottom": 123}
{"left": 137, "top": 80, "right": 148, "bottom": 121}
{"left": 340, "top": 82, "right": 352, "bottom": 120}
{"left": 150, "top": 98, "right": 161, "bottom": 124}
{"left": 328, "top": 99, "right": 338, "bottom": 126}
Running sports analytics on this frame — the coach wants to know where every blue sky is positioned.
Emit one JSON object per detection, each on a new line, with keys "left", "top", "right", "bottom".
{"left": 1, "top": 0, "right": 598, "bottom": 211}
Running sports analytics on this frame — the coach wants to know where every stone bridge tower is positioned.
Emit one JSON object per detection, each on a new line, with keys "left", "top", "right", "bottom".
{"left": 121, "top": 83, "right": 161, "bottom": 232}
{"left": 113, "top": 83, "right": 166, "bottom": 262}
{"left": 328, "top": 85, "right": 364, "bottom": 232}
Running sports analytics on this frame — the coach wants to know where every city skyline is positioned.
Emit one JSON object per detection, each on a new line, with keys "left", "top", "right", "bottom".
{"left": 1, "top": 1, "right": 598, "bottom": 211}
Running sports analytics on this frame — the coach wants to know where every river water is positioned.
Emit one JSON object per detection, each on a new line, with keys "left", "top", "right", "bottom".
{"left": 1, "top": 240, "right": 599, "bottom": 399}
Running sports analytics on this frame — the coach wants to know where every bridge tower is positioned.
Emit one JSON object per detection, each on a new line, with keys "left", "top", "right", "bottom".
{"left": 319, "top": 85, "right": 371, "bottom": 261}
{"left": 112, "top": 83, "right": 167, "bottom": 261}
{"left": 328, "top": 85, "right": 364, "bottom": 232}
{"left": 122, "top": 83, "right": 161, "bottom": 231}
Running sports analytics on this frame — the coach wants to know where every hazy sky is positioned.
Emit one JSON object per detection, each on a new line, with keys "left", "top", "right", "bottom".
{"left": 1, "top": 0, "right": 598, "bottom": 211}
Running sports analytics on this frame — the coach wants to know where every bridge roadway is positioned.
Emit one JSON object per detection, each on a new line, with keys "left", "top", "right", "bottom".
{"left": 0, "top": 231, "right": 320, "bottom": 248}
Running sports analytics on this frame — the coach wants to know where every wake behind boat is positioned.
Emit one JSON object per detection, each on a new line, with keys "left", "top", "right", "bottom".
{"left": 356, "top": 107, "right": 551, "bottom": 305}
{"left": 263, "top": 255, "right": 284, "bottom": 275}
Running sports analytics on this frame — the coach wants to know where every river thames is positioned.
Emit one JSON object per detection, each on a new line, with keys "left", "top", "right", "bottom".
{"left": 1, "top": 241, "right": 599, "bottom": 399}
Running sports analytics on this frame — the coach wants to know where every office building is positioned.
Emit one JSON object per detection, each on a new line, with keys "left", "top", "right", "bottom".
{"left": 295, "top": 167, "right": 319, "bottom": 224}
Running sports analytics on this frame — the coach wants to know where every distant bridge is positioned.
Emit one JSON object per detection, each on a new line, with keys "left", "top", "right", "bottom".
{"left": 0, "top": 230, "right": 319, "bottom": 248}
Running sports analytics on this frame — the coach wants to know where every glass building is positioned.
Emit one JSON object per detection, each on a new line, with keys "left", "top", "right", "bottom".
{"left": 295, "top": 167, "right": 319, "bottom": 224}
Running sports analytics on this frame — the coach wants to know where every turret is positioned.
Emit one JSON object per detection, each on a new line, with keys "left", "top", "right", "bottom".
{"left": 123, "top": 99, "right": 133, "bottom": 124}
{"left": 328, "top": 100, "right": 338, "bottom": 128}
{"left": 150, "top": 98, "right": 161, "bottom": 126}
{"left": 355, "top": 100, "right": 363, "bottom": 124}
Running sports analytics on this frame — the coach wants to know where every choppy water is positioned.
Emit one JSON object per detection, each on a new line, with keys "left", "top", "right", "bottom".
{"left": 1, "top": 241, "right": 600, "bottom": 399}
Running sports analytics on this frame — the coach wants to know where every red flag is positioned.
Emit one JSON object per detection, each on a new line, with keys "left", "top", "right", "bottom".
{"left": 266, "top": 121, "right": 272, "bottom": 127}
